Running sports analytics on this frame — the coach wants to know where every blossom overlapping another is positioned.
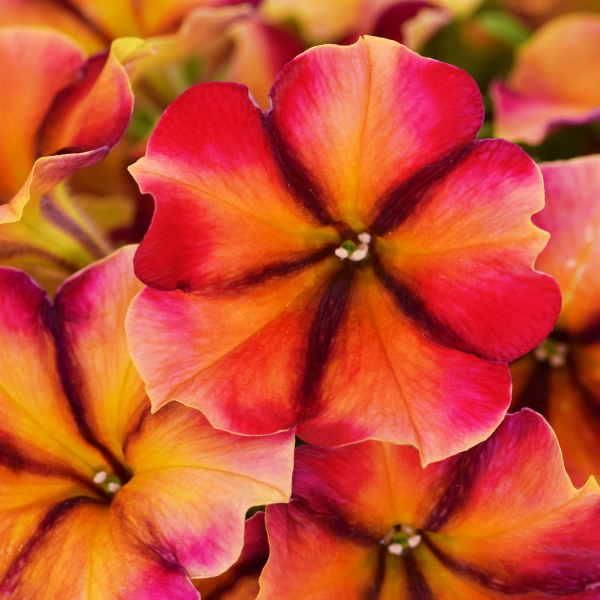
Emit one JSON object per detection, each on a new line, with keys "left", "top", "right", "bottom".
{"left": 1, "top": 2, "right": 600, "bottom": 598}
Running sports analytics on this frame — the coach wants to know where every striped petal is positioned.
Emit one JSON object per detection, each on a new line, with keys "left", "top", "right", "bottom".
{"left": 265, "top": 36, "right": 483, "bottom": 225}
{"left": 491, "top": 14, "right": 600, "bottom": 145}
{"left": 130, "top": 81, "right": 340, "bottom": 295}
{"left": 375, "top": 139, "right": 561, "bottom": 363}
{"left": 260, "top": 410, "right": 600, "bottom": 600}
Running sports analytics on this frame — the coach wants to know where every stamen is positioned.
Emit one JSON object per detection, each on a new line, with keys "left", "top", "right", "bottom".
{"left": 348, "top": 249, "right": 367, "bottom": 262}
{"left": 108, "top": 482, "right": 122, "bottom": 493}
{"left": 335, "top": 233, "right": 371, "bottom": 262}
{"left": 388, "top": 543, "right": 404, "bottom": 555}
{"left": 533, "top": 338, "right": 569, "bottom": 368}
{"left": 93, "top": 471, "right": 107, "bottom": 484}
{"left": 407, "top": 534, "right": 422, "bottom": 548}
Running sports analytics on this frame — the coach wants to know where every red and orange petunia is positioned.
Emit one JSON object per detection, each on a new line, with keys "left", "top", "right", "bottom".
{"left": 511, "top": 154, "right": 600, "bottom": 488}
{"left": 0, "top": 246, "right": 294, "bottom": 599}
{"left": 491, "top": 13, "right": 600, "bottom": 145}
{"left": 0, "top": 27, "right": 136, "bottom": 292}
{"left": 127, "top": 37, "right": 561, "bottom": 464}
{"left": 259, "top": 410, "right": 600, "bottom": 599}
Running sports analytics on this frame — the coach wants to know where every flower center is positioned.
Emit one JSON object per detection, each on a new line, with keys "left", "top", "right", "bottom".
{"left": 533, "top": 337, "right": 569, "bottom": 368}
{"left": 335, "top": 232, "right": 371, "bottom": 262}
{"left": 94, "top": 471, "right": 122, "bottom": 495}
{"left": 381, "top": 524, "right": 422, "bottom": 555}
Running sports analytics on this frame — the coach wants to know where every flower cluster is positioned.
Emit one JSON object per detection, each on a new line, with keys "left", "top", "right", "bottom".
{"left": 1, "top": 1, "right": 600, "bottom": 599}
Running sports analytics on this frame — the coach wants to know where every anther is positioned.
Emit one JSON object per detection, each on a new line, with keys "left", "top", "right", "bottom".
{"left": 358, "top": 233, "right": 371, "bottom": 244}
{"left": 108, "top": 482, "right": 122, "bottom": 493}
{"left": 335, "top": 248, "right": 349, "bottom": 259}
{"left": 388, "top": 543, "right": 404, "bottom": 555}
{"left": 93, "top": 471, "right": 107, "bottom": 484}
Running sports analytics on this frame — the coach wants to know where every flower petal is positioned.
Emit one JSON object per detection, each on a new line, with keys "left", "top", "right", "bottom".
{"left": 0, "top": 498, "right": 202, "bottom": 599}
{"left": 264, "top": 35, "right": 482, "bottom": 225}
{"left": 130, "top": 81, "right": 339, "bottom": 294}
{"left": 491, "top": 14, "right": 600, "bottom": 145}
{"left": 51, "top": 245, "right": 144, "bottom": 465}
{"left": 193, "top": 512, "right": 268, "bottom": 600}
{"left": 0, "top": 32, "right": 135, "bottom": 225}
{"left": 0, "top": 267, "right": 108, "bottom": 484}
{"left": 126, "top": 258, "right": 338, "bottom": 432}
{"left": 534, "top": 155, "right": 600, "bottom": 335}
{"left": 0, "top": 27, "right": 84, "bottom": 202}
{"left": 375, "top": 139, "right": 561, "bottom": 362}
{"left": 117, "top": 400, "right": 293, "bottom": 578}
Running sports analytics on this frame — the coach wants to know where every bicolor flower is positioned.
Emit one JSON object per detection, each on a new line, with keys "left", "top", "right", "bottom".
{"left": 127, "top": 37, "right": 561, "bottom": 464}
{"left": 0, "top": 27, "right": 136, "bottom": 293}
{"left": 0, "top": 246, "right": 293, "bottom": 599}
{"left": 194, "top": 512, "right": 269, "bottom": 600}
{"left": 511, "top": 154, "right": 600, "bottom": 488}
{"left": 491, "top": 13, "right": 600, "bottom": 145}
{"left": 259, "top": 410, "right": 600, "bottom": 599}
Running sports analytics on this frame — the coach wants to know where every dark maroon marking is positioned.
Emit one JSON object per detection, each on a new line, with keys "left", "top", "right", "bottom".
{"left": 424, "top": 444, "right": 487, "bottom": 532}
{"left": 568, "top": 362, "right": 600, "bottom": 423}
{"left": 262, "top": 113, "right": 335, "bottom": 226}
{"left": 297, "top": 268, "right": 355, "bottom": 420}
{"left": 373, "top": 2, "right": 437, "bottom": 44}
{"left": 423, "top": 534, "right": 600, "bottom": 596}
{"left": 362, "top": 546, "right": 386, "bottom": 600}
{"left": 0, "top": 496, "right": 98, "bottom": 594}
{"left": 374, "top": 263, "right": 481, "bottom": 357}
{"left": 40, "top": 195, "right": 107, "bottom": 260}
{"left": 223, "top": 245, "right": 339, "bottom": 292}
{"left": 510, "top": 361, "right": 550, "bottom": 416}
{"left": 40, "top": 302, "right": 132, "bottom": 484}
{"left": 404, "top": 552, "right": 435, "bottom": 600}
{"left": 0, "top": 432, "right": 110, "bottom": 501}
{"left": 290, "top": 494, "right": 379, "bottom": 547}
{"left": 370, "top": 144, "right": 472, "bottom": 236}
{"left": 574, "top": 319, "right": 600, "bottom": 345}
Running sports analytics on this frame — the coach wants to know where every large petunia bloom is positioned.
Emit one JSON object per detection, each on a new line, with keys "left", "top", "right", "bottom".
{"left": 511, "top": 154, "right": 600, "bottom": 488}
{"left": 0, "top": 27, "right": 136, "bottom": 293}
{"left": 490, "top": 13, "right": 600, "bottom": 145}
{"left": 0, "top": 246, "right": 294, "bottom": 599}
{"left": 259, "top": 410, "right": 600, "bottom": 599}
{"left": 127, "top": 37, "right": 560, "bottom": 464}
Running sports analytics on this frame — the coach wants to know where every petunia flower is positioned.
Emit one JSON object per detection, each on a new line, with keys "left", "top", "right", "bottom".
{"left": 490, "top": 13, "right": 600, "bottom": 145}
{"left": 194, "top": 512, "right": 269, "bottom": 600}
{"left": 259, "top": 409, "right": 600, "bottom": 599}
{"left": 0, "top": 27, "right": 136, "bottom": 293}
{"left": 127, "top": 36, "right": 561, "bottom": 464}
{"left": 511, "top": 154, "right": 600, "bottom": 488}
{"left": 0, "top": 246, "right": 294, "bottom": 598}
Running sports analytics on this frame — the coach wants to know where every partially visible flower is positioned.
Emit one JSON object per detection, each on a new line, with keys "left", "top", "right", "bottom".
{"left": 503, "top": 0, "right": 600, "bottom": 29}
{"left": 490, "top": 13, "right": 600, "bottom": 145}
{"left": 511, "top": 154, "right": 600, "bottom": 488}
{"left": 0, "top": 27, "right": 136, "bottom": 293}
{"left": 259, "top": 0, "right": 482, "bottom": 49}
{"left": 194, "top": 512, "right": 269, "bottom": 600}
{"left": 0, "top": 246, "right": 294, "bottom": 598}
{"left": 127, "top": 37, "right": 560, "bottom": 465}
{"left": 259, "top": 410, "right": 600, "bottom": 599}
